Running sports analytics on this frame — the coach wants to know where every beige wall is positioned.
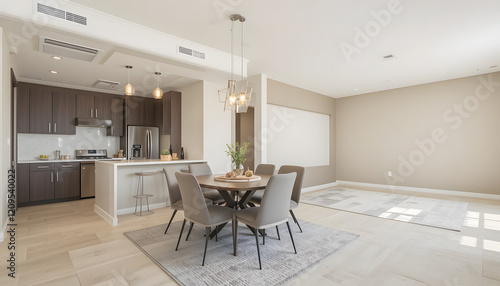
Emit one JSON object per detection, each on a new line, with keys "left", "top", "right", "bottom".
{"left": 1, "top": 28, "right": 12, "bottom": 240}
{"left": 180, "top": 81, "right": 204, "bottom": 160}
{"left": 267, "top": 79, "right": 336, "bottom": 188}
{"left": 336, "top": 72, "right": 500, "bottom": 195}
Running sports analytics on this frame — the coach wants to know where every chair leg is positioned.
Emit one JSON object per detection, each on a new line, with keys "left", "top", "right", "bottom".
{"left": 276, "top": 225, "right": 280, "bottom": 240}
{"left": 254, "top": 228, "right": 262, "bottom": 270}
{"left": 216, "top": 225, "right": 218, "bottom": 242}
{"left": 164, "top": 209, "right": 178, "bottom": 234}
{"left": 186, "top": 222, "right": 194, "bottom": 241}
{"left": 233, "top": 217, "right": 238, "bottom": 256}
{"left": 248, "top": 202, "right": 256, "bottom": 207}
{"left": 175, "top": 219, "right": 186, "bottom": 251}
{"left": 263, "top": 229, "right": 266, "bottom": 245}
{"left": 202, "top": 227, "right": 210, "bottom": 266}
{"left": 286, "top": 221, "right": 297, "bottom": 254}
{"left": 289, "top": 210, "right": 303, "bottom": 233}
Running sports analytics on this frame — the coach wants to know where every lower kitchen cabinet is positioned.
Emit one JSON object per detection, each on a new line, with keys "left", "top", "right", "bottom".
{"left": 20, "top": 162, "right": 81, "bottom": 206}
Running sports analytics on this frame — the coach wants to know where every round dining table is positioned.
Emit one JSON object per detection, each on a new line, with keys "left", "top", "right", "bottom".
{"left": 196, "top": 174, "right": 271, "bottom": 238}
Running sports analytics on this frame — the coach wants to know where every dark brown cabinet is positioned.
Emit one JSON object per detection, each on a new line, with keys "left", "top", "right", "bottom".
{"left": 17, "top": 164, "right": 30, "bottom": 204}
{"left": 126, "top": 97, "right": 162, "bottom": 127}
{"left": 108, "top": 98, "right": 124, "bottom": 136}
{"left": 20, "top": 83, "right": 76, "bottom": 135}
{"left": 77, "top": 91, "right": 110, "bottom": 119}
{"left": 55, "top": 162, "right": 80, "bottom": 199}
{"left": 29, "top": 163, "right": 55, "bottom": 202}
{"left": 162, "top": 91, "right": 182, "bottom": 154}
{"left": 23, "top": 162, "right": 81, "bottom": 206}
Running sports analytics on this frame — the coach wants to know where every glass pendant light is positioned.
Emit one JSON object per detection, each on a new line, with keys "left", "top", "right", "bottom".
{"left": 125, "top": 65, "right": 135, "bottom": 96}
{"left": 153, "top": 72, "right": 163, "bottom": 99}
{"left": 219, "top": 14, "right": 252, "bottom": 113}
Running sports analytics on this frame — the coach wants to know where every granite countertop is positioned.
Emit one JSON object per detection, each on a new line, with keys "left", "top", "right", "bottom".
{"left": 96, "top": 159, "right": 206, "bottom": 166}
{"left": 18, "top": 158, "right": 128, "bottom": 164}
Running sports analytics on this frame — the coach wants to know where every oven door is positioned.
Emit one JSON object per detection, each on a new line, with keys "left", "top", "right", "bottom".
{"left": 81, "top": 162, "right": 95, "bottom": 198}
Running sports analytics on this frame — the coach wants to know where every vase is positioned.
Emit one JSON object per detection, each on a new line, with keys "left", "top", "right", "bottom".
{"left": 232, "top": 162, "right": 244, "bottom": 176}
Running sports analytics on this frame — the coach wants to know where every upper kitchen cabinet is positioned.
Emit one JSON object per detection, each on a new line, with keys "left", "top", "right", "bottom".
{"left": 126, "top": 96, "right": 162, "bottom": 127}
{"left": 23, "top": 83, "right": 76, "bottom": 135}
{"left": 162, "top": 91, "right": 182, "bottom": 154}
{"left": 107, "top": 98, "right": 124, "bottom": 136}
{"left": 76, "top": 91, "right": 111, "bottom": 119}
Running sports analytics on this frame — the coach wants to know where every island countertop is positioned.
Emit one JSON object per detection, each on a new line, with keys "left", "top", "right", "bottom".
{"left": 96, "top": 159, "right": 206, "bottom": 166}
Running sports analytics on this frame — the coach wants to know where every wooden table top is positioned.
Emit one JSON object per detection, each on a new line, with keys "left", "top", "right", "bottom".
{"left": 196, "top": 174, "right": 271, "bottom": 191}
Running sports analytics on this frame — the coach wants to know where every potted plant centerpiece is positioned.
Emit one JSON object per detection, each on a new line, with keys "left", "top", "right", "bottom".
{"left": 225, "top": 142, "right": 249, "bottom": 176}
{"left": 160, "top": 149, "right": 172, "bottom": 161}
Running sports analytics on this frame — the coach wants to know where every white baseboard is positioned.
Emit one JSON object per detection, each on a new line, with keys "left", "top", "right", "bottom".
{"left": 0, "top": 218, "right": 8, "bottom": 242}
{"left": 336, "top": 180, "right": 500, "bottom": 201}
{"left": 302, "top": 182, "right": 338, "bottom": 194}
{"left": 117, "top": 202, "right": 167, "bottom": 216}
{"left": 94, "top": 204, "right": 118, "bottom": 226}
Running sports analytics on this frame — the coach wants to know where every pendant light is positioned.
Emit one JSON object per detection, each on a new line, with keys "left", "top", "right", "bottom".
{"left": 125, "top": 65, "right": 135, "bottom": 96}
{"left": 153, "top": 72, "right": 163, "bottom": 99}
{"left": 218, "top": 14, "right": 252, "bottom": 113}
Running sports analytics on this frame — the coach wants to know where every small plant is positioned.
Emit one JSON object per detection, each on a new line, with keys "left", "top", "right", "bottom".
{"left": 225, "top": 142, "right": 249, "bottom": 169}
{"left": 161, "top": 149, "right": 170, "bottom": 156}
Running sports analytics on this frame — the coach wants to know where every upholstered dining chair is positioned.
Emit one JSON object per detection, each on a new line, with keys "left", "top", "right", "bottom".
{"left": 162, "top": 167, "right": 213, "bottom": 234}
{"left": 189, "top": 164, "right": 225, "bottom": 204}
{"left": 233, "top": 172, "right": 297, "bottom": 270}
{"left": 175, "top": 172, "right": 234, "bottom": 266}
{"left": 249, "top": 165, "right": 305, "bottom": 232}
{"left": 246, "top": 164, "right": 276, "bottom": 207}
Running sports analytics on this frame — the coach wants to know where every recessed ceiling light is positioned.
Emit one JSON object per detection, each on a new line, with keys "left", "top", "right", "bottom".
{"left": 354, "top": 88, "right": 358, "bottom": 91}
{"left": 490, "top": 65, "right": 497, "bottom": 69}
{"left": 52, "top": 56, "right": 62, "bottom": 60}
{"left": 49, "top": 70, "right": 58, "bottom": 74}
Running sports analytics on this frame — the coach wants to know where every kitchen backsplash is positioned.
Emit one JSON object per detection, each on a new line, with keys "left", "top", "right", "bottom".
{"left": 18, "top": 127, "right": 120, "bottom": 161}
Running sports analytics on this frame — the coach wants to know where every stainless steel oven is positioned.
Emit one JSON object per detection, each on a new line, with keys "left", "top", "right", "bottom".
{"left": 76, "top": 149, "right": 111, "bottom": 198}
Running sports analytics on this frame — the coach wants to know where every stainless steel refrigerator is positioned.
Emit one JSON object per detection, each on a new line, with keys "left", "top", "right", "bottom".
{"left": 127, "top": 126, "right": 159, "bottom": 160}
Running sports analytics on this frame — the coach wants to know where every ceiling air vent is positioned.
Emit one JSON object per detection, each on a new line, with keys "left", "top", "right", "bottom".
{"left": 36, "top": 2, "right": 88, "bottom": 26}
{"left": 95, "top": 79, "right": 120, "bottom": 89}
{"left": 178, "top": 46, "right": 205, "bottom": 59}
{"left": 41, "top": 37, "right": 99, "bottom": 62}
{"left": 381, "top": 54, "right": 396, "bottom": 60}
{"left": 37, "top": 3, "right": 65, "bottom": 19}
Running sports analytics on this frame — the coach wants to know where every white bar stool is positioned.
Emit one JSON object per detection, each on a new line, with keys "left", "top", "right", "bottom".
{"left": 133, "top": 171, "right": 157, "bottom": 216}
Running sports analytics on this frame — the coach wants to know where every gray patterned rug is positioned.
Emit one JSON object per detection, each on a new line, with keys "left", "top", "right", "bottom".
{"left": 124, "top": 220, "right": 359, "bottom": 285}
{"left": 302, "top": 187, "right": 468, "bottom": 231}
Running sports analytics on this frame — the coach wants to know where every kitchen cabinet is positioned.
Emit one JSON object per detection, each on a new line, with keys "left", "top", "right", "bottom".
{"left": 108, "top": 98, "right": 124, "bottom": 136}
{"left": 162, "top": 91, "right": 182, "bottom": 154}
{"left": 55, "top": 162, "right": 80, "bottom": 199}
{"left": 76, "top": 91, "right": 110, "bottom": 119}
{"left": 29, "top": 163, "right": 55, "bottom": 202}
{"left": 17, "top": 164, "right": 30, "bottom": 204}
{"left": 23, "top": 83, "right": 76, "bottom": 135}
{"left": 23, "top": 162, "right": 81, "bottom": 205}
{"left": 126, "top": 97, "right": 162, "bottom": 127}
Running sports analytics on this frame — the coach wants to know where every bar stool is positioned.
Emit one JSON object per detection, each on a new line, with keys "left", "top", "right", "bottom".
{"left": 133, "top": 171, "right": 157, "bottom": 216}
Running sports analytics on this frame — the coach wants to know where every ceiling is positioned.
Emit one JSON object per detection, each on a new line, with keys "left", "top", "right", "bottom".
{"left": 4, "top": 0, "right": 500, "bottom": 98}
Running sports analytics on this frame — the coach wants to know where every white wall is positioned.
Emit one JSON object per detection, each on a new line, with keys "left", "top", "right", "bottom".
{"left": 202, "top": 80, "right": 231, "bottom": 174}
{"left": 248, "top": 74, "right": 267, "bottom": 166}
{"left": 0, "top": 27, "right": 12, "bottom": 241}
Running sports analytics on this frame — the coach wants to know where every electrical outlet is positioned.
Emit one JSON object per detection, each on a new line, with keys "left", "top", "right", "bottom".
{"left": 387, "top": 171, "right": 392, "bottom": 177}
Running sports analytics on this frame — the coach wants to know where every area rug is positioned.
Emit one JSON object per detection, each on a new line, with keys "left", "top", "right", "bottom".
{"left": 301, "top": 187, "right": 468, "bottom": 231}
{"left": 124, "top": 220, "right": 359, "bottom": 285}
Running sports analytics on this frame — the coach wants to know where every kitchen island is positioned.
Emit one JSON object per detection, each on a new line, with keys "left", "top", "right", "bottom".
{"left": 95, "top": 159, "right": 206, "bottom": 225}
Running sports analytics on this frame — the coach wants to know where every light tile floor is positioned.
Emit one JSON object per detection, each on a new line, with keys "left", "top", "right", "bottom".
{"left": 1, "top": 186, "right": 499, "bottom": 285}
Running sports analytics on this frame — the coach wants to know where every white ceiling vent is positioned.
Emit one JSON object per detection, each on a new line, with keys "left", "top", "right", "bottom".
{"left": 95, "top": 79, "right": 120, "bottom": 89}
{"left": 178, "top": 46, "right": 205, "bottom": 60}
{"left": 36, "top": 3, "right": 87, "bottom": 26}
{"left": 40, "top": 37, "right": 99, "bottom": 62}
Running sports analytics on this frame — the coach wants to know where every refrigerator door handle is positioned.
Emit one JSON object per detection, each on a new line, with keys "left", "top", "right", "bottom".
{"left": 145, "top": 130, "right": 149, "bottom": 159}
{"left": 148, "top": 130, "right": 153, "bottom": 158}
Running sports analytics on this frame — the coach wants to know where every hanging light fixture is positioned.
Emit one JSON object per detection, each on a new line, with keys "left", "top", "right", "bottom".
{"left": 218, "top": 14, "right": 252, "bottom": 113}
{"left": 125, "top": 65, "right": 135, "bottom": 96}
{"left": 152, "top": 72, "right": 163, "bottom": 99}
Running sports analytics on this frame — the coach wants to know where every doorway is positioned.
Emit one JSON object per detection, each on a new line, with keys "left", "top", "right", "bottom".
{"left": 235, "top": 106, "right": 254, "bottom": 171}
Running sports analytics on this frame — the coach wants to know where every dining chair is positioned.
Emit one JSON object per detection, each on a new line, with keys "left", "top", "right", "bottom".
{"left": 162, "top": 167, "right": 213, "bottom": 234}
{"left": 249, "top": 165, "right": 305, "bottom": 233}
{"left": 233, "top": 172, "right": 297, "bottom": 270}
{"left": 247, "top": 164, "right": 276, "bottom": 207}
{"left": 189, "top": 164, "right": 225, "bottom": 204}
{"left": 175, "top": 172, "right": 234, "bottom": 266}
